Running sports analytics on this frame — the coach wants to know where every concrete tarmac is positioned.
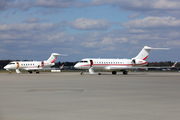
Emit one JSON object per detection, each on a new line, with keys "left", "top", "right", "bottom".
{"left": 0, "top": 72, "right": 180, "bottom": 120}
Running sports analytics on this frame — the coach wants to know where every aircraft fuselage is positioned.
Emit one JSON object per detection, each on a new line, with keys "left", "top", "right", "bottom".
{"left": 74, "top": 58, "right": 148, "bottom": 71}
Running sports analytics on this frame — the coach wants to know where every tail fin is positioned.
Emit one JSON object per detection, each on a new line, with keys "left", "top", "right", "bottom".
{"left": 133, "top": 46, "right": 170, "bottom": 60}
{"left": 47, "top": 53, "right": 60, "bottom": 63}
{"left": 172, "top": 61, "right": 178, "bottom": 68}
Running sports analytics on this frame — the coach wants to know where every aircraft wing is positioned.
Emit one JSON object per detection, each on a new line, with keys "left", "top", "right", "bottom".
{"left": 105, "top": 61, "right": 177, "bottom": 70}
{"left": 104, "top": 66, "right": 149, "bottom": 70}
{"left": 23, "top": 67, "right": 43, "bottom": 71}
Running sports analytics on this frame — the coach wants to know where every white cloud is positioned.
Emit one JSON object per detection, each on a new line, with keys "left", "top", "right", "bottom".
{"left": 101, "top": 46, "right": 116, "bottom": 51}
{"left": 2, "top": 0, "right": 180, "bottom": 17}
{"left": 0, "top": 0, "right": 79, "bottom": 11}
{"left": 24, "top": 17, "right": 39, "bottom": 23}
{"left": 47, "top": 32, "right": 74, "bottom": 43}
{"left": 84, "top": 0, "right": 180, "bottom": 16}
{"left": 101, "top": 37, "right": 127, "bottom": 45}
{"left": 1, "top": 1, "right": 180, "bottom": 61}
{"left": 0, "top": 24, "right": 179, "bottom": 61}
{"left": 34, "top": 0, "right": 77, "bottom": 8}
{"left": 128, "top": 13, "right": 140, "bottom": 19}
{"left": 122, "top": 16, "right": 180, "bottom": 29}
{"left": 81, "top": 42, "right": 98, "bottom": 48}
{"left": 0, "top": 23, "right": 59, "bottom": 31}
{"left": 70, "top": 18, "right": 112, "bottom": 30}
{"left": 167, "top": 40, "right": 180, "bottom": 46}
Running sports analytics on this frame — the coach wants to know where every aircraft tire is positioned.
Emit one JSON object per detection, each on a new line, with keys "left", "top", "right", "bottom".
{"left": 123, "top": 71, "right": 128, "bottom": 75}
{"left": 112, "top": 71, "right": 117, "bottom": 75}
{"left": 80, "top": 72, "right": 84, "bottom": 75}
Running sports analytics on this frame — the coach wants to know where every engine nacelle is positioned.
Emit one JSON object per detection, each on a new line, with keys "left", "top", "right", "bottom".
{"left": 131, "top": 59, "right": 147, "bottom": 66}
{"left": 132, "top": 59, "right": 136, "bottom": 65}
{"left": 41, "top": 61, "right": 55, "bottom": 67}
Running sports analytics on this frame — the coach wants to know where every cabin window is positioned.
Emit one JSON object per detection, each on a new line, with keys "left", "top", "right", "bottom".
{"left": 80, "top": 61, "right": 88, "bottom": 63}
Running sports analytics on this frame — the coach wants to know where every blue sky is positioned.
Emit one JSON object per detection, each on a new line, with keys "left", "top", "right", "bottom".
{"left": 0, "top": 0, "right": 180, "bottom": 62}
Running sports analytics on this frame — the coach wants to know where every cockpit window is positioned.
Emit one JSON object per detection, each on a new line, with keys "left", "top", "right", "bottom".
{"left": 8, "top": 63, "right": 15, "bottom": 65}
{"left": 79, "top": 61, "right": 88, "bottom": 63}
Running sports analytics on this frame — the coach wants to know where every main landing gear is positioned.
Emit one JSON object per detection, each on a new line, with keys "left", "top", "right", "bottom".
{"left": 28, "top": 71, "right": 39, "bottom": 74}
{"left": 80, "top": 71, "right": 84, "bottom": 75}
{"left": 112, "top": 71, "right": 117, "bottom": 75}
{"left": 123, "top": 71, "right": 128, "bottom": 75}
{"left": 111, "top": 71, "right": 128, "bottom": 75}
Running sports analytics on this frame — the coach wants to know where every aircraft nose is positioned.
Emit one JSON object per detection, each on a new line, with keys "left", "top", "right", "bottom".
{"left": 4, "top": 65, "right": 8, "bottom": 69}
{"left": 74, "top": 64, "right": 80, "bottom": 69}
{"left": 74, "top": 64, "right": 78, "bottom": 68}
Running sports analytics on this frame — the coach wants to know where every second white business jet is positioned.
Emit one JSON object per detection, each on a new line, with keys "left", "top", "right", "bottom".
{"left": 4, "top": 53, "right": 62, "bottom": 74}
{"left": 74, "top": 46, "right": 176, "bottom": 75}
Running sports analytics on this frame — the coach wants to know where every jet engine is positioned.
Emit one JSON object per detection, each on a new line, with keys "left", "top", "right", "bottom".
{"left": 132, "top": 59, "right": 136, "bottom": 65}
{"left": 131, "top": 59, "right": 147, "bottom": 66}
{"left": 41, "top": 61, "right": 55, "bottom": 67}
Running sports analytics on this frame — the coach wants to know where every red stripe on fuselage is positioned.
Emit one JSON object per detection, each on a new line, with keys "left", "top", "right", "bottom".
{"left": 79, "top": 62, "right": 147, "bottom": 67}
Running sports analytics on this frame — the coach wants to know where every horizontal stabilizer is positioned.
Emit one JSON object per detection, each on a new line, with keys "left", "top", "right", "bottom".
{"left": 59, "top": 54, "right": 68, "bottom": 56}
{"left": 133, "top": 46, "right": 170, "bottom": 60}
{"left": 145, "top": 47, "right": 170, "bottom": 50}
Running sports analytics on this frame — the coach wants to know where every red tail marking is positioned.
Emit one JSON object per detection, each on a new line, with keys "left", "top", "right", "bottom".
{"left": 143, "top": 56, "right": 148, "bottom": 60}
{"left": 51, "top": 57, "right": 57, "bottom": 63}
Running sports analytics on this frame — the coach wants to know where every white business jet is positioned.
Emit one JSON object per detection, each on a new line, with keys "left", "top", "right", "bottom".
{"left": 74, "top": 46, "right": 176, "bottom": 75}
{"left": 4, "top": 53, "right": 61, "bottom": 74}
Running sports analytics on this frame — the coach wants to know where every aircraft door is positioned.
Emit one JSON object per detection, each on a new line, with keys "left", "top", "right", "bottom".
{"left": 17, "top": 62, "right": 20, "bottom": 69}
{"left": 90, "top": 60, "right": 93, "bottom": 67}
{"left": 41, "top": 61, "right": 44, "bottom": 67}
{"left": 132, "top": 59, "right": 136, "bottom": 65}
